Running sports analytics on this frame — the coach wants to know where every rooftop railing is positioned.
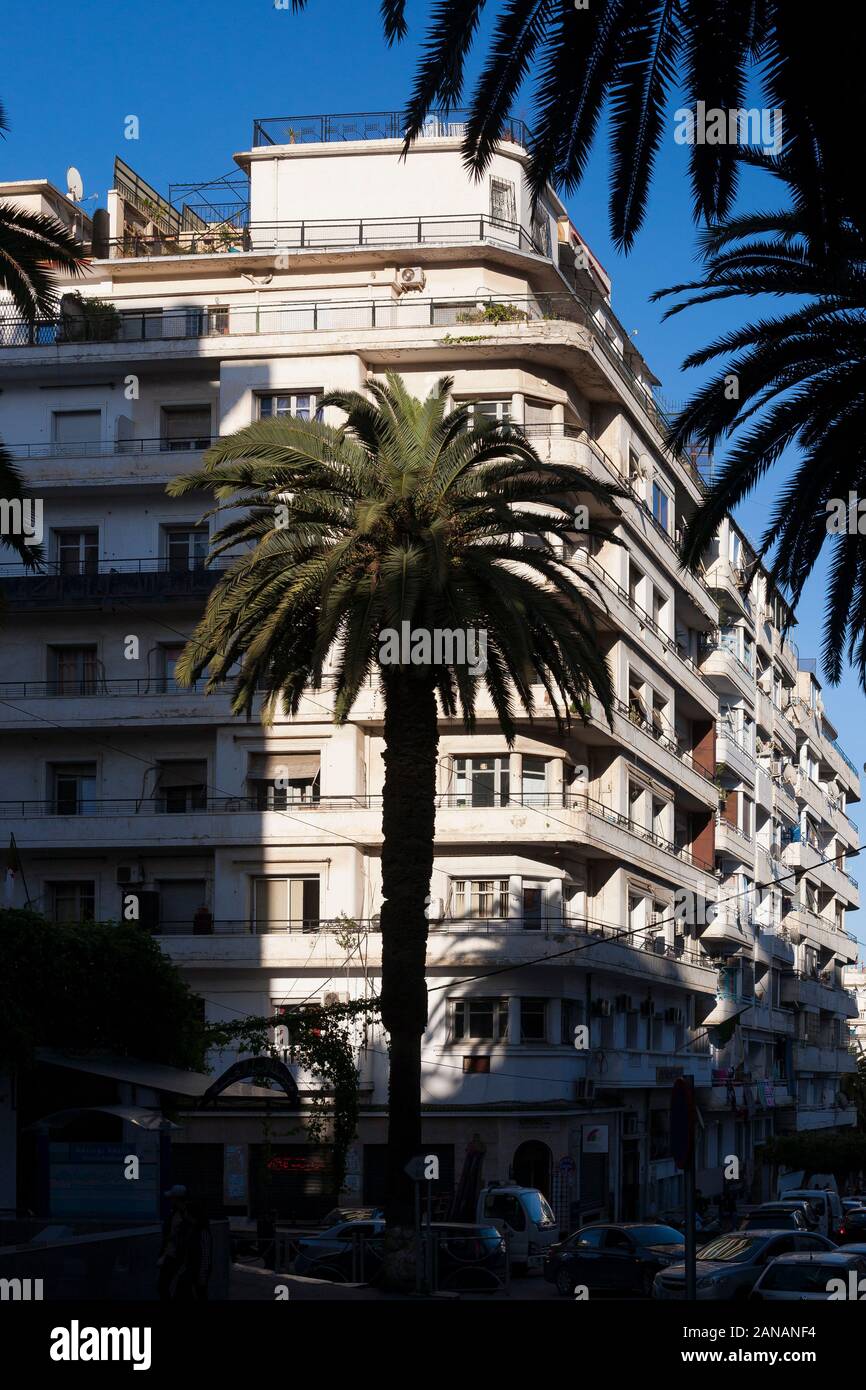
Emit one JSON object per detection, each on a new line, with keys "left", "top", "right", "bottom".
{"left": 251, "top": 109, "right": 532, "bottom": 148}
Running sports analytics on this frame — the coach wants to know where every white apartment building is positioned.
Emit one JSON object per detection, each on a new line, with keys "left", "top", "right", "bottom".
{"left": 0, "top": 110, "right": 859, "bottom": 1224}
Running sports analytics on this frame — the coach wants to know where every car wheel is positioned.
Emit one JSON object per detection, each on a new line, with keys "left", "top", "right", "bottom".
{"left": 555, "top": 1267, "right": 576, "bottom": 1297}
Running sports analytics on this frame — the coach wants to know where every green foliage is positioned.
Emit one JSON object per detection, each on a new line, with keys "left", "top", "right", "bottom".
{"left": 455, "top": 302, "right": 529, "bottom": 325}
{"left": 762, "top": 1128, "right": 866, "bottom": 1177}
{"left": 167, "top": 371, "right": 623, "bottom": 735}
{"left": 0, "top": 908, "right": 207, "bottom": 1071}
{"left": 656, "top": 145, "right": 866, "bottom": 687}
{"left": 205, "top": 998, "right": 379, "bottom": 1190}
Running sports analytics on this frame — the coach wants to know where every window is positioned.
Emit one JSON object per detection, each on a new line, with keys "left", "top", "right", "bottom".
{"left": 52, "top": 410, "right": 100, "bottom": 452}
{"left": 157, "top": 880, "right": 208, "bottom": 935}
{"left": 258, "top": 392, "right": 320, "bottom": 422}
{"left": 156, "top": 644, "right": 186, "bottom": 693}
{"left": 561, "top": 998, "right": 584, "bottom": 1043}
{"left": 54, "top": 529, "right": 98, "bottom": 576}
{"left": 163, "top": 526, "right": 208, "bottom": 572}
{"left": 248, "top": 753, "right": 321, "bottom": 809}
{"left": 452, "top": 997, "right": 509, "bottom": 1042}
{"left": 524, "top": 400, "right": 554, "bottom": 427}
{"left": 453, "top": 755, "right": 509, "bottom": 808}
{"left": 729, "top": 530, "right": 742, "bottom": 567}
{"left": 469, "top": 399, "right": 511, "bottom": 424}
{"left": 522, "top": 882, "right": 545, "bottom": 929}
{"left": 452, "top": 878, "right": 509, "bottom": 920}
{"left": 652, "top": 481, "right": 671, "bottom": 533}
{"left": 160, "top": 406, "right": 211, "bottom": 451}
{"left": 49, "top": 880, "right": 95, "bottom": 923}
{"left": 156, "top": 761, "right": 207, "bottom": 814}
{"left": 489, "top": 177, "right": 516, "bottom": 224}
{"left": 651, "top": 693, "right": 668, "bottom": 738}
{"left": 531, "top": 208, "right": 551, "bottom": 256}
{"left": 652, "top": 588, "right": 667, "bottom": 630}
{"left": 253, "top": 876, "right": 321, "bottom": 933}
{"left": 483, "top": 1192, "right": 526, "bottom": 1230}
{"left": 652, "top": 798, "right": 668, "bottom": 840}
{"left": 52, "top": 764, "right": 97, "bottom": 815}
{"left": 520, "top": 998, "right": 547, "bottom": 1042}
{"left": 521, "top": 756, "right": 548, "bottom": 804}
{"left": 50, "top": 645, "right": 98, "bottom": 696}
{"left": 628, "top": 447, "right": 642, "bottom": 483}
{"left": 629, "top": 564, "right": 645, "bottom": 610}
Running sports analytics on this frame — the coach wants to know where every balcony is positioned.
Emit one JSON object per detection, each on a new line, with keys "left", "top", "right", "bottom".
{"left": 792, "top": 1042, "right": 857, "bottom": 1074}
{"left": 714, "top": 814, "right": 754, "bottom": 862}
{"left": 697, "top": 910, "right": 753, "bottom": 956}
{"left": 586, "top": 1048, "right": 712, "bottom": 1089}
{"left": 251, "top": 109, "right": 532, "bottom": 149}
{"left": 781, "top": 973, "right": 859, "bottom": 1016}
{"left": 715, "top": 723, "right": 756, "bottom": 784}
{"left": 0, "top": 556, "right": 231, "bottom": 607}
{"left": 700, "top": 641, "right": 755, "bottom": 702}
{"left": 2, "top": 435, "right": 215, "bottom": 487}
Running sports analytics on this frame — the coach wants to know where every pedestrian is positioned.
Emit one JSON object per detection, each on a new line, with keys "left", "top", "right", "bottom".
{"left": 158, "top": 1184, "right": 192, "bottom": 1300}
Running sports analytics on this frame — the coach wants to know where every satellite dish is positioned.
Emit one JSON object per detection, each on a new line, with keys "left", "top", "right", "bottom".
{"left": 66, "top": 166, "right": 84, "bottom": 202}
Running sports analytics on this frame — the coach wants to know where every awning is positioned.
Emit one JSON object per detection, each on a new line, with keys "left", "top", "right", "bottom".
{"left": 156, "top": 761, "right": 206, "bottom": 788}
{"left": 36, "top": 1048, "right": 293, "bottom": 1102}
{"left": 701, "top": 999, "right": 751, "bottom": 1027}
{"left": 26, "top": 1105, "right": 181, "bottom": 1133}
{"left": 248, "top": 752, "right": 320, "bottom": 780}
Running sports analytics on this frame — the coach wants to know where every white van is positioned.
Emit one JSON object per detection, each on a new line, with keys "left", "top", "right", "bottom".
{"left": 477, "top": 1185, "right": 559, "bottom": 1271}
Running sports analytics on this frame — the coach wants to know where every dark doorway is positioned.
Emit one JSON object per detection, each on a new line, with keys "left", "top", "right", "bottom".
{"left": 513, "top": 1140, "right": 553, "bottom": 1197}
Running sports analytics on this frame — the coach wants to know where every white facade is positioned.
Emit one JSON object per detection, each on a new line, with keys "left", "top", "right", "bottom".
{"left": 0, "top": 116, "right": 859, "bottom": 1221}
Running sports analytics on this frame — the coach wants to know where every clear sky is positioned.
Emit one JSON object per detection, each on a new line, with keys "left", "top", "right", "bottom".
{"left": 2, "top": 0, "right": 861, "bottom": 943}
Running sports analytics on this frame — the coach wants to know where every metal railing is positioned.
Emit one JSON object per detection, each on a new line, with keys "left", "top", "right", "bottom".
{"left": 0, "top": 789, "right": 594, "bottom": 817}
{"left": 99, "top": 212, "right": 545, "bottom": 262}
{"left": 251, "top": 109, "right": 531, "bottom": 148}
{"left": 4, "top": 435, "right": 217, "bottom": 461}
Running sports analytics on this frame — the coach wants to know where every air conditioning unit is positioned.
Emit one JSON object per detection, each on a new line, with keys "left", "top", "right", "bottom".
{"left": 574, "top": 1078, "right": 596, "bottom": 1102}
{"left": 425, "top": 896, "right": 444, "bottom": 921}
{"left": 116, "top": 865, "right": 143, "bottom": 885}
{"left": 394, "top": 265, "right": 426, "bottom": 293}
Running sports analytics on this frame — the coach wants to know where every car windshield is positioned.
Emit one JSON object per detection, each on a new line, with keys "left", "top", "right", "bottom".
{"left": 632, "top": 1225, "right": 683, "bottom": 1246}
{"left": 761, "top": 1262, "right": 841, "bottom": 1292}
{"left": 698, "top": 1235, "right": 763, "bottom": 1263}
{"left": 743, "top": 1214, "right": 795, "bottom": 1228}
{"left": 521, "top": 1192, "right": 556, "bottom": 1227}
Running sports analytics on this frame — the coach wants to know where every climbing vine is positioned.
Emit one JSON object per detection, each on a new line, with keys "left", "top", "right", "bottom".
{"left": 205, "top": 997, "right": 380, "bottom": 1191}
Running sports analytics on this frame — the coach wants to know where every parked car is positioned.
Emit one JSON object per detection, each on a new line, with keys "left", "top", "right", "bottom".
{"left": 653, "top": 1230, "right": 836, "bottom": 1300}
{"left": 294, "top": 1218, "right": 507, "bottom": 1291}
{"left": 544, "top": 1223, "right": 684, "bottom": 1297}
{"left": 750, "top": 1250, "right": 866, "bottom": 1300}
{"left": 778, "top": 1188, "right": 844, "bottom": 1240}
{"left": 477, "top": 1185, "right": 558, "bottom": 1271}
{"left": 426, "top": 1222, "right": 508, "bottom": 1291}
{"left": 293, "top": 1218, "right": 385, "bottom": 1281}
{"left": 661, "top": 1209, "right": 721, "bottom": 1246}
{"left": 841, "top": 1199, "right": 866, "bottom": 1213}
{"left": 739, "top": 1204, "right": 810, "bottom": 1232}
{"left": 836, "top": 1207, "right": 866, "bottom": 1244}
{"left": 320, "top": 1205, "right": 384, "bottom": 1226}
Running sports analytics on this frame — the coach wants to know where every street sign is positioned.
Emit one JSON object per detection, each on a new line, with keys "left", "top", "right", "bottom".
{"left": 670, "top": 1076, "right": 695, "bottom": 1171}
{"left": 404, "top": 1154, "right": 439, "bottom": 1181}
{"left": 559, "top": 1156, "right": 576, "bottom": 1177}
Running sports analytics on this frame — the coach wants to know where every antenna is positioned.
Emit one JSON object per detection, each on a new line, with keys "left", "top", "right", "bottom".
{"left": 66, "top": 166, "right": 84, "bottom": 202}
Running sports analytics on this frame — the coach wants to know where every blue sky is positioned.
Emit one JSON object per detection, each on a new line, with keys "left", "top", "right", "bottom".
{"left": 2, "top": 0, "right": 862, "bottom": 941}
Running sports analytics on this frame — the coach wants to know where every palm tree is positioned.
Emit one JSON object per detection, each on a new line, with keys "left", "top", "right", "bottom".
{"left": 1, "top": 97, "right": 88, "bottom": 563}
{"left": 167, "top": 373, "right": 621, "bottom": 1228}
{"left": 651, "top": 146, "right": 866, "bottom": 685}
{"left": 290, "top": 1, "right": 862, "bottom": 249}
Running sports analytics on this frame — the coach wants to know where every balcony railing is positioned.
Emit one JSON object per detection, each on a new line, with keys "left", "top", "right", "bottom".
{"left": 0, "top": 556, "right": 231, "bottom": 605}
{"left": 153, "top": 908, "right": 712, "bottom": 964}
{"left": 0, "top": 789, "right": 594, "bottom": 817}
{"left": 99, "top": 212, "right": 545, "bottom": 262}
{"left": 4, "top": 435, "right": 216, "bottom": 461}
{"left": 251, "top": 109, "right": 532, "bottom": 148}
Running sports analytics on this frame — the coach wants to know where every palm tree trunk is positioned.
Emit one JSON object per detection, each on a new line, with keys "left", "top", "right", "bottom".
{"left": 380, "top": 670, "right": 438, "bottom": 1242}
